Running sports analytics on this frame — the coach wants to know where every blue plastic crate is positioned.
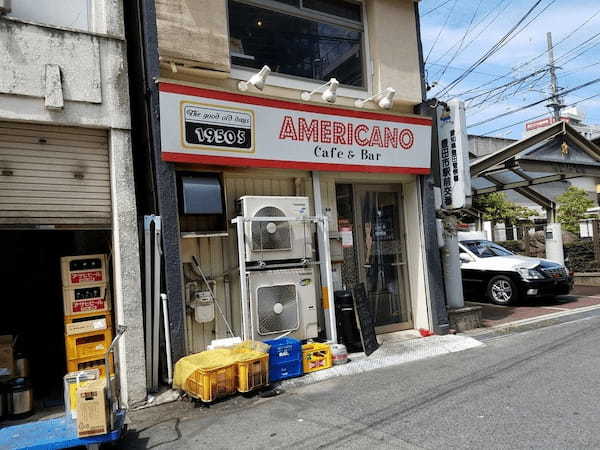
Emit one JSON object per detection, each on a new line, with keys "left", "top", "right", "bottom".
{"left": 264, "top": 337, "right": 303, "bottom": 382}
{"left": 269, "top": 359, "right": 303, "bottom": 382}
{"left": 264, "top": 337, "right": 302, "bottom": 364}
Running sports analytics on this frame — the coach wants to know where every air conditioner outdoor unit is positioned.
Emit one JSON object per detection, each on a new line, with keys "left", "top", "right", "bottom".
{"left": 0, "top": 0, "right": 11, "bottom": 15}
{"left": 238, "top": 196, "right": 312, "bottom": 263}
{"left": 248, "top": 268, "right": 318, "bottom": 341}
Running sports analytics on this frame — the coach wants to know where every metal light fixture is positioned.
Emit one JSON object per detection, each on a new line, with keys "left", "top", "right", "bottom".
{"left": 354, "top": 87, "right": 396, "bottom": 110}
{"left": 237, "top": 65, "right": 271, "bottom": 92}
{"left": 301, "top": 78, "right": 339, "bottom": 103}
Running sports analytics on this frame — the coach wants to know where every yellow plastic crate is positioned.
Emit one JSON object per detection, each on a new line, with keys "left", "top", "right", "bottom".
{"left": 302, "top": 342, "right": 333, "bottom": 373}
{"left": 67, "top": 354, "right": 114, "bottom": 378}
{"left": 65, "top": 328, "right": 113, "bottom": 361}
{"left": 184, "top": 365, "right": 237, "bottom": 402}
{"left": 236, "top": 353, "right": 269, "bottom": 393}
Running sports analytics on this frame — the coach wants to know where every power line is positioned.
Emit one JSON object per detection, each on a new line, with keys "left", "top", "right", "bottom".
{"left": 435, "top": 0, "right": 546, "bottom": 97}
{"left": 468, "top": 76, "right": 600, "bottom": 129}
{"left": 424, "top": 0, "right": 458, "bottom": 64}
{"left": 429, "top": 0, "right": 512, "bottom": 79}
{"left": 434, "top": 0, "right": 486, "bottom": 80}
{"left": 444, "top": 0, "right": 597, "bottom": 99}
{"left": 421, "top": 0, "right": 454, "bottom": 17}
{"left": 478, "top": 92, "right": 600, "bottom": 135}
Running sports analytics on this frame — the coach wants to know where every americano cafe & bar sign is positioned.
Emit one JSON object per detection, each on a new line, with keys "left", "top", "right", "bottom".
{"left": 159, "top": 83, "right": 432, "bottom": 174}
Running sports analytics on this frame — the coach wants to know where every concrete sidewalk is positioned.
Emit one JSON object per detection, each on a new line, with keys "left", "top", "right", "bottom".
{"left": 282, "top": 334, "right": 482, "bottom": 388}
{"left": 125, "top": 334, "right": 483, "bottom": 436}
{"left": 466, "top": 285, "right": 600, "bottom": 329}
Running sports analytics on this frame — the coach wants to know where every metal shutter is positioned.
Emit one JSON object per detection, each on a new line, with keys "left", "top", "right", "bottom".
{"left": 0, "top": 122, "right": 111, "bottom": 227}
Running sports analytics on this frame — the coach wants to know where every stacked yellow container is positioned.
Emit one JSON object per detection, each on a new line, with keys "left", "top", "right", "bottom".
{"left": 61, "top": 254, "right": 114, "bottom": 376}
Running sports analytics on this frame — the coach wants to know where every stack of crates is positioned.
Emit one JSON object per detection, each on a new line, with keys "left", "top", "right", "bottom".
{"left": 264, "top": 337, "right": 303, "bottom": 382}
{"left": 61, "top": 254, "right": 114, "bottom": 376}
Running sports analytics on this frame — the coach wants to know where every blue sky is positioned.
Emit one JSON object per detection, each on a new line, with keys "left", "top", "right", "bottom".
{"left": 419, "top": 0, "right": 600, "bottom": 139}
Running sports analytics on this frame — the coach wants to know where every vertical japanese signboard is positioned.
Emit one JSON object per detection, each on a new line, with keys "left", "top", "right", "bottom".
{"left": 437, "top": 99, "right": 472, "bottom": 210}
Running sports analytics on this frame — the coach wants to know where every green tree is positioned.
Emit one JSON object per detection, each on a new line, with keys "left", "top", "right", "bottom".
{"left": 556, "top": 186, "right": 594, "bottom": 233}
{"left": 472, "top": 192, "right": 537, "bottom": 240}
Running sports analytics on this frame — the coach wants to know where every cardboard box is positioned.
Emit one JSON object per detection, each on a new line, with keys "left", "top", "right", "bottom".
{"left": 64, "top": 369, "right": 100, "bottom": 419}
{"left": 65, "top": 314, "right": 111, "bottom": 336}
{"left": 61, "top": 254, "right": 108, "bottom": 287}
{"left": 63, "top": 284, "right": 111, "bottom": 316}
{"left": 76, "top": 378, "right": 108, "bottom": 438}
{"left": 0, "top": 335, "right": 14, "bottom": 377}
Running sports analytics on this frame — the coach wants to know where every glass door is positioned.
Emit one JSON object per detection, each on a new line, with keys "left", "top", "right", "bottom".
{"left": 354, "top": 185, "right": 412, "bottom": 333}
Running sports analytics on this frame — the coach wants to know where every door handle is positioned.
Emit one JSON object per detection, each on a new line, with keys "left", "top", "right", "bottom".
{"left": 391, "top": 262, "right": 406, "bottom": 266}
{"left": 363, "top": 264, "right": 372, "bottom": 268}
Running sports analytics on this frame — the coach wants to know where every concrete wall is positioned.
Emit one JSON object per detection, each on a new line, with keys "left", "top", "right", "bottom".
{"left": 0, "top": 3, "right": 145, "bottom": 405}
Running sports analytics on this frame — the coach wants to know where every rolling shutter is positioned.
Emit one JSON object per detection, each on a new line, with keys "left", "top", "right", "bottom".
{"left": 0, "top": 121, "right": 112, "bottom": 227}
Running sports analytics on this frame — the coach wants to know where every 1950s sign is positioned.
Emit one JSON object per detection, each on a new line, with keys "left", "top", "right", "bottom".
{"left": 159, "top": 83, "right": 432, "bottom": 174}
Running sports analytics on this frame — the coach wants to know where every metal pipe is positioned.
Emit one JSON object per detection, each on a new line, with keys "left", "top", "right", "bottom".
{"left": 105, "top": 325, "right": 127, "bottom": 431}
{"left": 234, "top": 218, "right": 250, "bottom": 340}
{"left": 160, "top": 294, "right": 173, "bottom": 385}
{"left": 151, "top": 217, "right": 162, "bottom": 391}
{"left": 322, "top": 217, "right": 337, "bottom": 343}
{"left": 143, "top": 216, "right": 153, "bottom": 390}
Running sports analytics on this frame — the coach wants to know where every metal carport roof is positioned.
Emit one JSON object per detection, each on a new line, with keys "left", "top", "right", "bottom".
{"left": 469, "top": 121, "right": 600, "bottom": 218}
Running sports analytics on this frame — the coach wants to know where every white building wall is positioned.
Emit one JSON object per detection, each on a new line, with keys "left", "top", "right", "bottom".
{"left": 0, "top": 3, "right": 145, "bottom": 405}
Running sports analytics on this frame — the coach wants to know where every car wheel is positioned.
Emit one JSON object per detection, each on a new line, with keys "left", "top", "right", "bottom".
{"left": 487, "top": 275, "right": 519, "bottom": 305}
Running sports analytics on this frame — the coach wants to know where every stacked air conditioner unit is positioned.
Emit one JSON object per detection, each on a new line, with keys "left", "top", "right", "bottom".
{"left": 238, "top": 196, "right": 318, "bottom": 341}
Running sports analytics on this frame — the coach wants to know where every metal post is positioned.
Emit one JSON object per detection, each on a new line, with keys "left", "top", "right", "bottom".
{"left": 161, "top": 294, "right": 173, "bottom": 385}
{"left": 143, "top": 216, "right": 153, "bottom": 390}
{"left": 151, "top": 217, "right": 162, "bottom": 392}
{"left": 235, "top": 218, "right": 250, "bottom": 340}
{"left": 441, "top": 215, "right": 465, "bottom": 309}
{"left": 321, "top": 217, "right": 337, "bottom": 343}
{"left": 311, "top": 172, "right": 337, "bottom": 342}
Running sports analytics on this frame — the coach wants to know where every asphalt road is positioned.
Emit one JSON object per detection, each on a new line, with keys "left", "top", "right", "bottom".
{"left": 124, "top": 315, "right": 600, "bottom": 449}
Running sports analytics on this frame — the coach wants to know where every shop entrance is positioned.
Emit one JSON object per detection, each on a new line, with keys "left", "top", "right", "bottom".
{"left": 336, "top": 184, "right": 412, "bottom": 333}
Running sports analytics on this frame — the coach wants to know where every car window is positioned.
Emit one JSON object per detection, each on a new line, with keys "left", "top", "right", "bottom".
{"left": 462, "top": 241, "right": 514, "bottom": 258}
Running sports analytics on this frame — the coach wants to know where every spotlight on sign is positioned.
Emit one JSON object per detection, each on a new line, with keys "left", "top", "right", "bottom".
{"left": 301, "top": 78, "right": 339, "bottom": 103}
{"left": 237, "top": 65, "right": 271, "bottom": 92}
{"left": 354, "top": 87, "right": 396, "bottom": 110}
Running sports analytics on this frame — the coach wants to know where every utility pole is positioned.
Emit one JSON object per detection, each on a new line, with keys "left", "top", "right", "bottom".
{"left": 546, "top": 32, "right": 563, "bottom": 121}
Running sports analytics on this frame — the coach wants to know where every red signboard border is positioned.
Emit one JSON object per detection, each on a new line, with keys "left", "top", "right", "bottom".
{"left": 160, "top": 82, "right": 432, "bottom": 174}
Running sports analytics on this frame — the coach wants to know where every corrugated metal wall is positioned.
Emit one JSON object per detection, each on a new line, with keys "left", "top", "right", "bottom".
{"left": 0, "top": 121, "right": 111, "bottom": 227}
{"left": 180, "top": 169, "right": 313, "bottom": 353}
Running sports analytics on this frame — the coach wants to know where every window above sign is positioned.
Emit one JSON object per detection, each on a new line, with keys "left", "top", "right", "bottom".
{"left": 228, "top": 0, "right": 366, "bottom": 89}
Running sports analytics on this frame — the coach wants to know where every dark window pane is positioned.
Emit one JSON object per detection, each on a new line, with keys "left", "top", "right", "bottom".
{"left": 274, "top": 0, "right": 300, "bottom": 6}
{"left": 302, "top": 0, "right": 362, "bottom": 23}
{"left": 229, "top": 1, "right": 364, "bottom": 87}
